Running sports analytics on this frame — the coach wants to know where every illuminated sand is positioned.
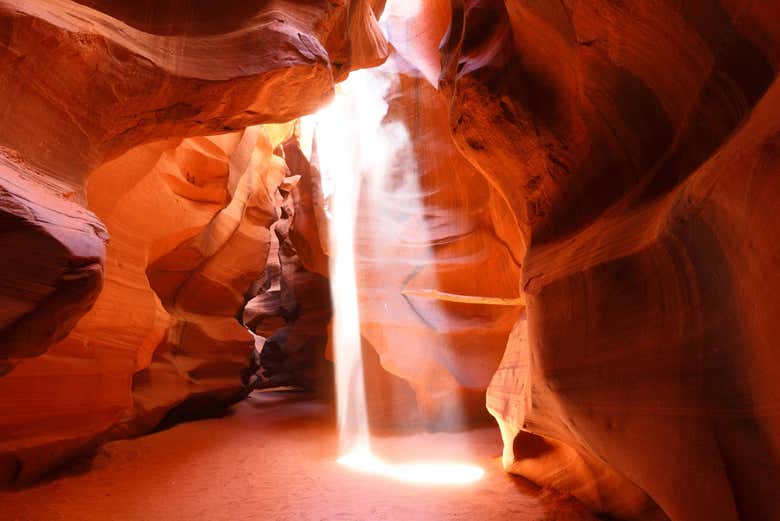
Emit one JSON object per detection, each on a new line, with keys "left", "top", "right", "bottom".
{"left": 337, "top": 449, "right": 484, "bottom": 486}
{"left": 0, "top": 393, "right": 598, "bottom": 521}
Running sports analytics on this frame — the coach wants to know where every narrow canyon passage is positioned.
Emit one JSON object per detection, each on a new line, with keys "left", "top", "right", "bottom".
{"left": 1, "top": 392, "right": 596, "bottom": 521}
{"left": 1, "top": 1, "right": 780, "bottom": 520}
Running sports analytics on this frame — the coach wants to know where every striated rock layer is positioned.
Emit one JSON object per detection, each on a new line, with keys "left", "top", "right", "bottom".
{"left": 242, "top": 139, "right": 332, "bottom": 392}
{"left": 0, "top": 126, "right": 294, "bottom": 483}
{"left": 313, "top": 55, "right": 525, "bottom": 429}
{"left": 1, "top": 3, "right": 779, "bottom": 521}
{"left": 357, "top": 58, "right": 524, "bottom": 428}
{"left": 0, "top": 0, "right": 388, "bottom": 193}
{"left": 0, "top": 0, "right": 388, "bottom": 485}
{"left": 434, "top": 1, "right": 780, "bottom": 520}
{"left": 0, "top": 0, "right": 387, "bottom": 367}
{"left": 0, "top": 167, "right": 107, "bottom": 376}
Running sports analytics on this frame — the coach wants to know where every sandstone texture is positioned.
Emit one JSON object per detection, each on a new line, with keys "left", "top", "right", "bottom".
{"left": 351, "top": 57, "right": 524, "bottom": 428}
{"left": 0, "top": 127, "right": 293, "bottom": 484}
{"left": 0, "top": 0, "right": 388, "bottom": 485}
{"left": 242, "top": 139, "right": 332, "bottom": 392}
{"left": 435, "top": 1, "right": 780, "bottom": 520}
{"left": 0, "top": 2, "right": 779, "bottom": 521}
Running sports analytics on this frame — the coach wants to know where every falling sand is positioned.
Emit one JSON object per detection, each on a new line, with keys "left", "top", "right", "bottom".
{"left": 1, "top": 392, "right": 598, "bottom": 521}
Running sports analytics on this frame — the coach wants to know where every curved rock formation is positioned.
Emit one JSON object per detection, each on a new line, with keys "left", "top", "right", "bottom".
{"left": 1, "top": 2, "right": 779, "bottom": 520}
{"left": 0, "top": 0, "right": 387, "bottom": 368}
{"left": 0, "top": 0, "right": 388, "bottom": 485}
{"left": 0, "top": 0, "right": 388, "bottom": 192}
{"left": 242, "top": 141, "right": 332, "bottom": 391}
{"left": 0, "top": 166, "right": 107, "bottom": 376}
{"left": 438, "top": 1, "right": 780, "bottom": 520}
{"left": 345, "top": 56, "right": 524, "bottom": 428}
{"left": 0, "top": 126, "right": 292, "bottom": 483}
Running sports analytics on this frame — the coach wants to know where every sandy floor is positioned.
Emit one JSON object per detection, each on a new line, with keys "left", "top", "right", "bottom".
{"left": 2, "top": 392, "right": 598, "bottom": 521}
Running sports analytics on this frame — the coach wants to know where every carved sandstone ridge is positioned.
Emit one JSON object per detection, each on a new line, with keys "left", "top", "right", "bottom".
{"left": 0, "top": 0, "right": 388, "bottom": 372}
{"left": 0, "top": 0, "right": 389, "bottom": 485}
{"left": 342, "top": 55, "right": 524, "bottom": 428}
{"left": 0, "top": 0, "right": 389, "bottom": 193}
{"left": 439, "top": 1, "right": 780, "bottom": 520}
{"left": 401, "top": 289, "right": 524, "bottom": 306}
{"left": 0, "top": 165, "right": 106, "bottom": 376}
{"left": 241, "top": 142, "right": 332, "bottom": 392}
{"left": 0, "top": 126, "right": 298, "bottom": 484}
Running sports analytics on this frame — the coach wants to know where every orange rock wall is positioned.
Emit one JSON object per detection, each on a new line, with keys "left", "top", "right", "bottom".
{"left": 0, "top": 127, "right": 296, "bottom": 483}
{"left": 352, "top": 58, "right": 524, "bottom": 428}
{"left": 0, "top": 0, "right": 388, "bottom": 485}
{"left": 242, "top": 141, "right": 332, "bottom": 391}
{"left": 1, "top": 3, "right": 779, "bottom": 521}
{"left": 437, "top": 1, "right": 780, "bottom": 520}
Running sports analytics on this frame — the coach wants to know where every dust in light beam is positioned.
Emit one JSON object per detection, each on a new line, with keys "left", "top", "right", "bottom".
{"left": 299, "top": 0, "right": 484, "bottom": 487}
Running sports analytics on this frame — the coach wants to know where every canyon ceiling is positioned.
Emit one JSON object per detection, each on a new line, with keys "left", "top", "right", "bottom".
{"left": 0, "top": 1, "right": 779, "bottom": 521}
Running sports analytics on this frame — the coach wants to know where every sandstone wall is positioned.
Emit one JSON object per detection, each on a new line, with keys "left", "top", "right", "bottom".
{"left": 352, "top": 57, "right": 524, "bottom": 428}
{"left": 437, "top": 1, "right": 780, "bottom": 520}
{"left": 0, "top": 0, "right": 388, "bottom": 485}
{"left": 1, "top": 3, "right": 779, "bottom": 520}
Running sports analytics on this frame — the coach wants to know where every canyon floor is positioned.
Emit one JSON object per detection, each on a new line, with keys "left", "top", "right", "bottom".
{"left": 1, "top": 392, "right": 597, "bottom": 521}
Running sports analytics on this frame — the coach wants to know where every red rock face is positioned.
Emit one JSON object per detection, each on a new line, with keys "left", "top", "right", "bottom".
{"left": 0, "top": 166, "right": 106, "bottom": 376}
{"left": 350, "top": 58, "right": 524, "bottom": 428}
{"left": 0, "top": 0, "right": 389, "bottom": 191}
{"left": 241, "top": 140, "right": 332, "bottom": 391}
{"left": 1, "top": 2, "right": 779, "bottom": 520}
{"left": 0, "top": 0, "right": 388, "bottom": 485}
{"left": 0, "top": 0, "right": 386, "bottom": 371}
{"left": 437, "top": 1, "right": 780, "bottom": 520}
{"left": 0, "top": 126, "right": 295, "bottom": 483}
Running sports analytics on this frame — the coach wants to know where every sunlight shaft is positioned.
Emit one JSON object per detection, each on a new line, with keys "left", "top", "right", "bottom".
{"left": 300, "top": 0, "right": 484, "bottom": 486}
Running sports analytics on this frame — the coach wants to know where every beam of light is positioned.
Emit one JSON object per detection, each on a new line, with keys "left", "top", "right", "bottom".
{"left": 338, "top": 449, "right": 485, "bottom": 486}
{"left": 301, "top": 68, "right": 381, "bottom": 455}
{"left": 299, "top": 0, "right": 484, "bottom": 487}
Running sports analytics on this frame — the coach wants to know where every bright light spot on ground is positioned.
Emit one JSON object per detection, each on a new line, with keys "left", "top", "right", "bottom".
{"left": 337, "top": 448, "right": 485, "bottom": 486}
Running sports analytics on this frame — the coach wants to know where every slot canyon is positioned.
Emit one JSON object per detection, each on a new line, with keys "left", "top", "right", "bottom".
{"left": 0, "top": 0, "right": 779, "bottom": 520}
